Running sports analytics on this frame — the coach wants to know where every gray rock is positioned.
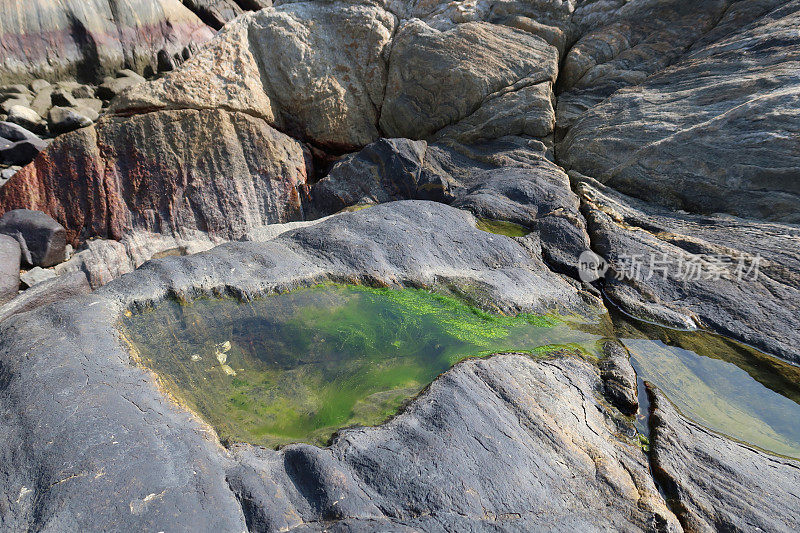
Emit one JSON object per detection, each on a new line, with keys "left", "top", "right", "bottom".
{"left": 0, "top": 138, "right": 47, "bottom": 166}
{"left": 74, "top": 98, "right": 103, "bottom": 114}
{"left": 0, "top": 271, "right": 90, "bottom": 323}
{"left": 309, "top": 138, "right": 429, "bottom": 216}
{"left": 0, "top": 98, "right": 31, "bottom": 114}
{"left": 0, "top": 121, "right": 40, "bottom": 142}
{"left": 0, "top": 209, "right": 67, "bottom": 268}
{"left": 96, "top": 75, "right": 146, "bottom": 101}
{"left": 380, "top": 20, "right": 558, "bottom": 141}
{"left": 71, "top": 84, "right": 95, "bottom": 99}
{"left": 648, "top": 386, "right": 800, "bottom": 531}
{"left": 0, "top": 234, "right": 20, "bottom": 305}
{"left": 29, "top": 79, "right": 51, "bottom": 94}
{"left": 47, "top": 106, "right": 94, "bottom": 135}
{"left": 20, "top": 266, "right": 57, "bottom": 288}
{"left": 29, "top": 87, "right": 53, "bottom": 118}
{"left": 0, "top": 167, "right": 20, "bottom": 183}
{"left": 599, "top": 341, "right": 638, "bottom": 415}
{"left": 577, "top": 175, "right": 800, "bottom": 364}
{"left": 560, "top": 0, "right": 800, "bottom": 223}
{"left": 6, "top": 105, "right": 46, "bottom": 135}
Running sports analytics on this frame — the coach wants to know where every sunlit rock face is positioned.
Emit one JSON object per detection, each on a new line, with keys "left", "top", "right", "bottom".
{"left": 0, "top": 0, "right": 214, "bottom": 84}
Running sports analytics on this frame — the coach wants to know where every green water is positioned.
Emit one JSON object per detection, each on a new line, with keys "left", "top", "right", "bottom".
{"left": 121, "top": 285, "right": 600, "bottom": 448}
{"left": 475, "top": 218, "right": 531, "bottom": 237}
{"left": 121, "top": 284, "right": 800, "bottom": 458}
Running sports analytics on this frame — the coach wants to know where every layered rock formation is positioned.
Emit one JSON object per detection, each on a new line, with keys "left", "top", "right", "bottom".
{"left": 0, "top": 0, "right": 214, "bottom": 85}
{"left": 0, "top": 108, "right": 309, "bottom": 246}
{"left": 0, "top": 0, "right": 799, "bottom": 530}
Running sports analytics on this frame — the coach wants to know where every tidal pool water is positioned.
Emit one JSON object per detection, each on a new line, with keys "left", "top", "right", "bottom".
{"left": 121, "top": 285, "right": 600, "bottom": 447}
{"left": 121, "top": 284, "right": 800, "bottom": 458}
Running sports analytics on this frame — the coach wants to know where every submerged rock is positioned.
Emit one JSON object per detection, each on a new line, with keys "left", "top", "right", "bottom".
{"left": 649, "top": 386, "right": 800, "bottom": 531}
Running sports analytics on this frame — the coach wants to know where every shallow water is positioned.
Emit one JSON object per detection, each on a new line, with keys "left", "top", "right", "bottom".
{"left": 121, "top": 285, "right": 600, "bottom": 447}
{"left": 121, "top": 284, "right": 800, "bottom": 457}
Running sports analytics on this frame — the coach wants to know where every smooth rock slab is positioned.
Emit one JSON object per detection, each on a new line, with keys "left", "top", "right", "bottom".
{"left": 0, "top": 201, "right": 598, "bottom": 531}
{"left": 227, "top": 354, "right": 678, "bottom": 531}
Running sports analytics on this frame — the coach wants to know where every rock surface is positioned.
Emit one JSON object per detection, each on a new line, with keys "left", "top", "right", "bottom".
{"left": 0, "top": 0, "right": 214, "bottom": 85}
{"left": 0, "top": 201, "right": 599, "bottom": 531}
{"left": 0, "top": 109, "right": 309, "bottom": 247}
{"left": 577, "top": 175, "right": 800, "bottom": 365}
{"left": 649, "top": 386, "right": 800, "bottom": 532}
{"left": 0, "top": 235, "right": 20, "bottom": 305}
{"left": 559, "top": 0, "right": 800, "bottom": 222}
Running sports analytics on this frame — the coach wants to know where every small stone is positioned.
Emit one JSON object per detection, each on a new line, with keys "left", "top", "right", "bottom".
{"left": 71, "top": 84, "right": 95, "bottom": 99}
{"left": 0, "top": 209, "right": 67, "bottom": 267}
{"left": 50, "top": 89, "right": 78, "bottom": 108}
{"left": 30, "top": 79, "right": 51, "bottom": 94}
{"left": 0, "top": 234, "right": 21, "bottom": 304}
{"left": 97, "top": 76, "right": 144, "bottom": 101}
{"left": 0, "top": 85, "right": 32, "bottom": 98}
{"left": 116, "top": 69, "right": 146, "bottom": 82}
{"left": 29, "top": 88, "right": 53, "bottom": 118}
{"left": 1, "top": 98, "right": 32, "bottom": 114}
{"left": 47, "top": 106, "right": 94, "bottom": 135}
{"left": 20, "top": 266, "right": 57, "bottom": 288}
{"left": 6, "top": 105, "right": 46, "bottom": 135}
{"left": 74, "top": 98, "right": 103, "bottom": 114}
{"left": 157, "top": 49, "right": 176, "bottom": 72}
{"left": 0, "top": 121, "right": 40, "bottom": 142}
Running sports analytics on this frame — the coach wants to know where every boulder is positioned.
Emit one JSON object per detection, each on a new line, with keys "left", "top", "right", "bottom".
{"left": 380, "top": 20, "right": 558, "bottom": 140}
{"left": 649, "top": 386, "right": 800, "bottom": 531}
{"left": 0, "top": 234, "right": 20, "bottom": 304}
{"left": 29, "top": 87, "right": 53, "bottom": 117}
{"left": 0, "top": 109, "right": 309, "bottom": 247}
{"left": 6, "top": 105, "right": 45, "bottom": 135}
{"left": 309, "top": 138, "right": 429, "bottom": 216}
{"left": 0, "top": 209, "right": 67, "bottom": 268}
{"left": 47, "top": 106, "right": 94, "bottom": 135}
{"left": 111, "top": 2, "right": 397, "bottom": 149}
{"left": 0, "top": 138, "right": 47, "bottom": 166}
{"left": 559, "top": 1, "right": 800, "bottom": 222}
{"left": 71, "top": 84, "right": 95, "bottom": 99}
{"left": 0, "top": 0, "right": 214, "bottom": 85}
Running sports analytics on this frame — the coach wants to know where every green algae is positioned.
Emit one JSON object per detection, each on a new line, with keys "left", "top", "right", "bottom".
{"left": 121, "top": 283, "right": 800, "bottom": 459}
{"left": 475, "top": 218, "right": 531, "bottom": 237}
{"left": 121, "top": 284, "right": 600, "bottom": 448}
